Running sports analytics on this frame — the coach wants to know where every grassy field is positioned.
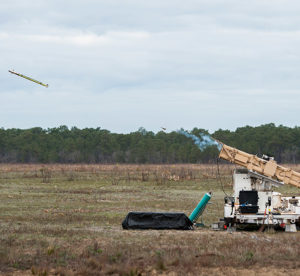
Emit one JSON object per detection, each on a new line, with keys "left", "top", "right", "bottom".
{"left": 0, "top": 164, "right": 300, "bottom": 275}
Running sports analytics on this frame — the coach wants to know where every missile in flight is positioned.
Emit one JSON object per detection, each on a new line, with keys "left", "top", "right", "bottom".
{"left": 9, "top": 70, "right": 48, "bottom": 88}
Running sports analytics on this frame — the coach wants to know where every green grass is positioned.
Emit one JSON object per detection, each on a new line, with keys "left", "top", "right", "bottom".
{"left": 0, "top": 164, "right": 299, "bottom": 275}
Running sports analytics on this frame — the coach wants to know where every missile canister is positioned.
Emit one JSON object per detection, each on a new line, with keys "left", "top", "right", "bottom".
{"left": 189, "top": 192, "right": 212, "bottom": 223}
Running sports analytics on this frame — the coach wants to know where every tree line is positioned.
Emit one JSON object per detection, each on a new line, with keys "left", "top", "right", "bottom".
{"left": 0, "top": 123, "right": 299, "bottom": 164}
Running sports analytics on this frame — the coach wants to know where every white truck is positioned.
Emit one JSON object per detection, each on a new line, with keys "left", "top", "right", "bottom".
{"left": 217, "top": 143, "right": 300, "bottom": 232}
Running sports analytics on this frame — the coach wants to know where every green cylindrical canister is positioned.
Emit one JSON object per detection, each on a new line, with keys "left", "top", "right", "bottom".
{"left": 189, "top": 192, "right": 212, "bottom": 223}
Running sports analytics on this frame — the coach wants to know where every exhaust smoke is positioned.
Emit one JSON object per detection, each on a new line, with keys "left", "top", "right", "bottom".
{"left": 178, "top": 129, "right": 222, "bottom": 151}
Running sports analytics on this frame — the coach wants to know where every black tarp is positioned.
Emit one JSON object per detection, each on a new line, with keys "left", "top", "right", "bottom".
{"left": 122, "top": 212, "right": 193, "bottom": 230}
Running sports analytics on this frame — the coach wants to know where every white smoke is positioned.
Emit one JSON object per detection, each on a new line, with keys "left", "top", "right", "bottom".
{"left": 178, "top": 129, "right": 222, "bottom": 151}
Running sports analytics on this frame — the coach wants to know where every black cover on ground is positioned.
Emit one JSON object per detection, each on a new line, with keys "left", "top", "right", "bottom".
{"left": 122, "top": 212, "right": 193, "bottom": 230}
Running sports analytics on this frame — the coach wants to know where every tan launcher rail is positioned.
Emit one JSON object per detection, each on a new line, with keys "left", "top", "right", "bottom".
{"left": 219, "top": 144, "right": 300, "bottom": 188}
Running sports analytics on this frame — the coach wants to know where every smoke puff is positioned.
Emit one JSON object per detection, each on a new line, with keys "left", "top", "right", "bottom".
{"left": 178, "top": 130, "right": 222, "bottom": 151}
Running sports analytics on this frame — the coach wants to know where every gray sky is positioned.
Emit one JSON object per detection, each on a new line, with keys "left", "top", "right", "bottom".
{"left": 1, "top": 0, "right": 300, "bottom": 133}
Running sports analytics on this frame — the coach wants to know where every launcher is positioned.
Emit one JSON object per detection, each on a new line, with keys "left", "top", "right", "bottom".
{"left": 219, "top": 144, "right": 300, "bottom": 188}
{"left": 215, "top": 143, "right": 300, "bottom": 232}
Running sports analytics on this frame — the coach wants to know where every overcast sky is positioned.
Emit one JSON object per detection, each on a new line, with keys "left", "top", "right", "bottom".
{"left": 1, "top": 0, "right": 300, "bottom": 133}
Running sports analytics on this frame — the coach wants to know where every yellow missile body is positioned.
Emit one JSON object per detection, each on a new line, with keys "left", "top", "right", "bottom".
{"left": 9, "top": 70, "right": 48, "bottom": 88}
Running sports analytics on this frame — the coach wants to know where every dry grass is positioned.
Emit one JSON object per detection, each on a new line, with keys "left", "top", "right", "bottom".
{"left": 0, "top": 164, "right": 299, "bottom": 275}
